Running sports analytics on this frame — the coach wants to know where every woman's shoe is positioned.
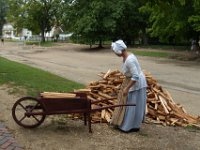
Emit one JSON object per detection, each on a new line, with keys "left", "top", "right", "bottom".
{"left": 130, "top": 128, "right": 140, "bottom": 132}
{"left": 119, "top": 128, "right": 140, "bottom": 133}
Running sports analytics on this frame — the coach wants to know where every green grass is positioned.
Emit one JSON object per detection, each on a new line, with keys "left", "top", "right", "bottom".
{"left": 25, "top": 41, "right": 58, "bottom": 47}
{"left": 0, "top": 57, "right": 84, "bottom": 96}
{"left": 130, "top": 49, "right": 173, "bottom": 58}
{"left": 136, "top": 45, "right": 190, "bottom": 51}
{"left": 25, "top": 41, "right": 41, "bottom": 46}
{"left": 40, "top": 41, "right": 59, "bottom": 47}
{"left": 186, "top": 125, "right": 200, "bottom": 131}
{"left": 4, "top": 39, "right": 58, "bottom": 47}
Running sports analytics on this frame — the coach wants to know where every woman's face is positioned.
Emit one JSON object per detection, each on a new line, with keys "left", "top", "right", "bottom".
{"left": 110, "top": 46, "right": 122, "bottom": 57}
{"left": 115, "top": 52, "right": 122, "bottom": 57}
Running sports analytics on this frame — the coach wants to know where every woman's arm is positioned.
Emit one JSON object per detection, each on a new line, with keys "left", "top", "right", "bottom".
{"left": 123, "top": 57, "right": 139, "bottom": 96}
{"left": 123, "top": 80, "right": 136, "bottom": 96}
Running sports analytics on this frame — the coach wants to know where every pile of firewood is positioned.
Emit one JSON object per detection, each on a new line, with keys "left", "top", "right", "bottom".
{"left": 74, "top": 69, "right": 122, "bottom": 123}
{"left": 145, "top": 71, "right": 200, "bottom": 127}
{"left": 74, "top": 69, "right": 200, "bottom": 127}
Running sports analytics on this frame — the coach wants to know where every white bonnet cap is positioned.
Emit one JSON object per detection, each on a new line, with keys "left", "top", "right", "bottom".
{"left": 111, "top": 40, "right": 127, "bottom": 54}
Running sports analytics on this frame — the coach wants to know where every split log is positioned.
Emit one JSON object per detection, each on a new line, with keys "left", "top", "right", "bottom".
{"left": 40, "top": 92, "right": 76, "bottom": 98}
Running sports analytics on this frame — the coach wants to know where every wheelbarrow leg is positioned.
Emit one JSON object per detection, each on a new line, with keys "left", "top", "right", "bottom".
{"left": 88, "top": 113, "right": 92, "bottom": 133}
{"left": 84, "top": 113, "right": 87, "bottom": 125}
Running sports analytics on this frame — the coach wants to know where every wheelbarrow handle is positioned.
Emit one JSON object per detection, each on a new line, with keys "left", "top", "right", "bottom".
{"left": 91, "top": 97, "right": 117, "bottom": 104}
{"left": 91, "top": 104, "right": 136, "bottom": 112}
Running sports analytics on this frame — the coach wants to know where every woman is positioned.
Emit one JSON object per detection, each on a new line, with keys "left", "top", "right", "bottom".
{"left": 110, "top": 39, "right": 147, "bottom": 132}
{"left": 1, "top": 38, "right": 4, "bottom": 45}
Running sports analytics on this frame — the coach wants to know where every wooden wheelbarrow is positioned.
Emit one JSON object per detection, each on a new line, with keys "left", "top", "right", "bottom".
{"left": 12, "top": 92, "right": 136, "bottom": 133}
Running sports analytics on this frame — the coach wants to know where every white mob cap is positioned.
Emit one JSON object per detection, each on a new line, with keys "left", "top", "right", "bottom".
{"left": 111, "top": 39, "right": 127, "bottom": 54}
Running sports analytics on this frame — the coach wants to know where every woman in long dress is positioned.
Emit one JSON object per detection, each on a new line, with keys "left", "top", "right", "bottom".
{"left": 110, "top": 39, "right": 147, "bottom": 132}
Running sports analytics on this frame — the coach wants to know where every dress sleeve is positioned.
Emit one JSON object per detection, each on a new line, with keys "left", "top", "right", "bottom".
{"left": 126, "top": 59, "right": 139, "bottom": 81}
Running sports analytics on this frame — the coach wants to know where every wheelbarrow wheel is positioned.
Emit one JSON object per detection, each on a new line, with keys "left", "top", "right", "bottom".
{"left": 12, "top": 97, "right": 46, "bottom": 128}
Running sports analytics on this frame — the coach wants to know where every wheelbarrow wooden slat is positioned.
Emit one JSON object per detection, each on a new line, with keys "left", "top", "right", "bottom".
{"left": 41, "top": 98, "right": 90, "bottom": 112}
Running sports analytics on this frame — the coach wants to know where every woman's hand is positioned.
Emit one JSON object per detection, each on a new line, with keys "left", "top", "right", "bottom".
{"left": 123, "top": 88, "right": 129, "bottom": 96}
{"left": 123, "top": 80, "right": 136, "bottom": 96}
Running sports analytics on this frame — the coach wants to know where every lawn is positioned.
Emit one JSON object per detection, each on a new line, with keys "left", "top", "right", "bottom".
{"left": 130, "top": 49, "right": 173, "bottom": 58}
{"left": 0, "top": 57, "right": 84, "bottom": 96}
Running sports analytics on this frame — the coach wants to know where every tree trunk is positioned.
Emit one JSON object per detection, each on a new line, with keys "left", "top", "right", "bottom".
{"left": 142, "top": 28, "right": 148, "bottom": 45}
{"left": 0, "top": 24, "right": 3, "bottom": 36}
{"left": 98, "top": 39, "right": 103, "bottom": 48}
{"left": 41, "top": 29, "right": 46, "bottom": 42}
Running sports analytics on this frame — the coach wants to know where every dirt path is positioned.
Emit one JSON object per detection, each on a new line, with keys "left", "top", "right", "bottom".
{"left": 0, "top": 85, "right": 200, "bottom": 150}
{"left": 0, "top": 42, "right": 200, "bottom": 150}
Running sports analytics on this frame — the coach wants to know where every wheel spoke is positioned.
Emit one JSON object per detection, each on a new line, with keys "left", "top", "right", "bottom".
{"left": 18, "top": 102, "right": 27, "bottom": 111}
{"left": 32, "top": 115, "right": 40, "bottom": 123}
{"left": 29, "top": 102, "right": 39, "bottom": 112}
{"left": 19, "top": 115, "right": 26, "bottom": 122}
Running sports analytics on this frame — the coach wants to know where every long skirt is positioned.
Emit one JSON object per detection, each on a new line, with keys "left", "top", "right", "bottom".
{"left": 119, "top": 87, "right": 147, "bottom": 132}
{"left": 110, "top": 78, "right": 130, "bottom": 126}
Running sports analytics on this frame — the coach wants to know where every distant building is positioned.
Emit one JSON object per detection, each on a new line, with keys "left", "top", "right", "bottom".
{"left": 21, "top": 28, "right": 32, "bottom": 39}
{"left": 2, "top": 23, "right": 32, "bottom": 40}
{"left": 2, "top": 23, "right": 70, "bottom": 41}
{"left": 45, "top": 26, "right": 72, "bottom": 41}
{"left": 45, "top": 26, "right": 63, "bottom": 38}
{"left": 2, "top": 23, "right": 14, "bottom": 38}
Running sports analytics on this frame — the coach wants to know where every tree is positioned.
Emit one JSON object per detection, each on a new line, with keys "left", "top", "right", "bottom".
{"left": 141, "top": 0, "right": 199, "bottom": 44}
{"left": 188, "top": 0, "right": 200, "bottom": 32}
{"left": 112, "top": 0, "right": 148, "bottom": 45}
{"left": 64, "top": 0, "right": 116, "bottom": 48}
{"left": 7, "top": 0, "right": 65, "bottom": 42}
{"left": 29, "top": 0, "right": 66, "bottom": 42}
{"left": 7, "top": 0, "right": 30, "bottom": 35}
{"left": 64, "top": 0, "right": 149, "bottom": 47}
{"left": 0, "top": 0, "right": 8, "bottom": 36}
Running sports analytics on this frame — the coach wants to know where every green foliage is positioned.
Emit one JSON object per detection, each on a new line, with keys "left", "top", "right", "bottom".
{"left": 63, "top": 0, "right": 200, "bottom": 45}
{"left": 142, "top": 0, "right": 199, "bottom": 43}
{"left": 188, "top": 0, "right": 200, "bottom": 32}
{"left": 189, "top": 16, "right": 200, "bottom": 31}
{"left": 0, "top": 57, "right": 84, "bottom": 96}
{"left": 112, "top": 1, "right": 147, "bottom": 44}
{"left": 0, "top": 0, "right": 8, "bottom": 36}
{"left": 5, "top": 0, "right": 200, "bottom": 46}
{"left": 7, "top": 0, "right": 66, "bottom": 42}
{"left": 7, "top": 0, "right": 29, "bottom": 34}
{"left": 64, "top": 0, "right": 116, "bottom": 47}
{"left": 64, "top": 0, "right": 148, "bottom": 46}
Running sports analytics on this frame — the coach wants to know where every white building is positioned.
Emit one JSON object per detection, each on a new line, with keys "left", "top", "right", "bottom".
{"left": 45, "top": 26, "right": 63, "bottom": 38}
{"left": 2, "top": 23, "right": 33, "bottom": 40}
{"left": 2, "top": 23, "right": 14, "bottom": 38}
{"left": 21, "top": 28, "right": 32, "bottom": 39}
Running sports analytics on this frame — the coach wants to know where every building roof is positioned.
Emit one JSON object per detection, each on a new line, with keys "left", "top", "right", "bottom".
{"left": 3, "top": 24, "right": 14, "bottom": 31}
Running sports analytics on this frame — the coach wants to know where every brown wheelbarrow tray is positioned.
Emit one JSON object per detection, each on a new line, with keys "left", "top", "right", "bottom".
{"left": 12, "top": 92, "right": 136, "bottom": 133}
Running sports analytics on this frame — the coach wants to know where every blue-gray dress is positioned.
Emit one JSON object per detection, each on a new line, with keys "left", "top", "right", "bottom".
{"left": 119, "top": 54, "right": 147, "bottom": 131}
